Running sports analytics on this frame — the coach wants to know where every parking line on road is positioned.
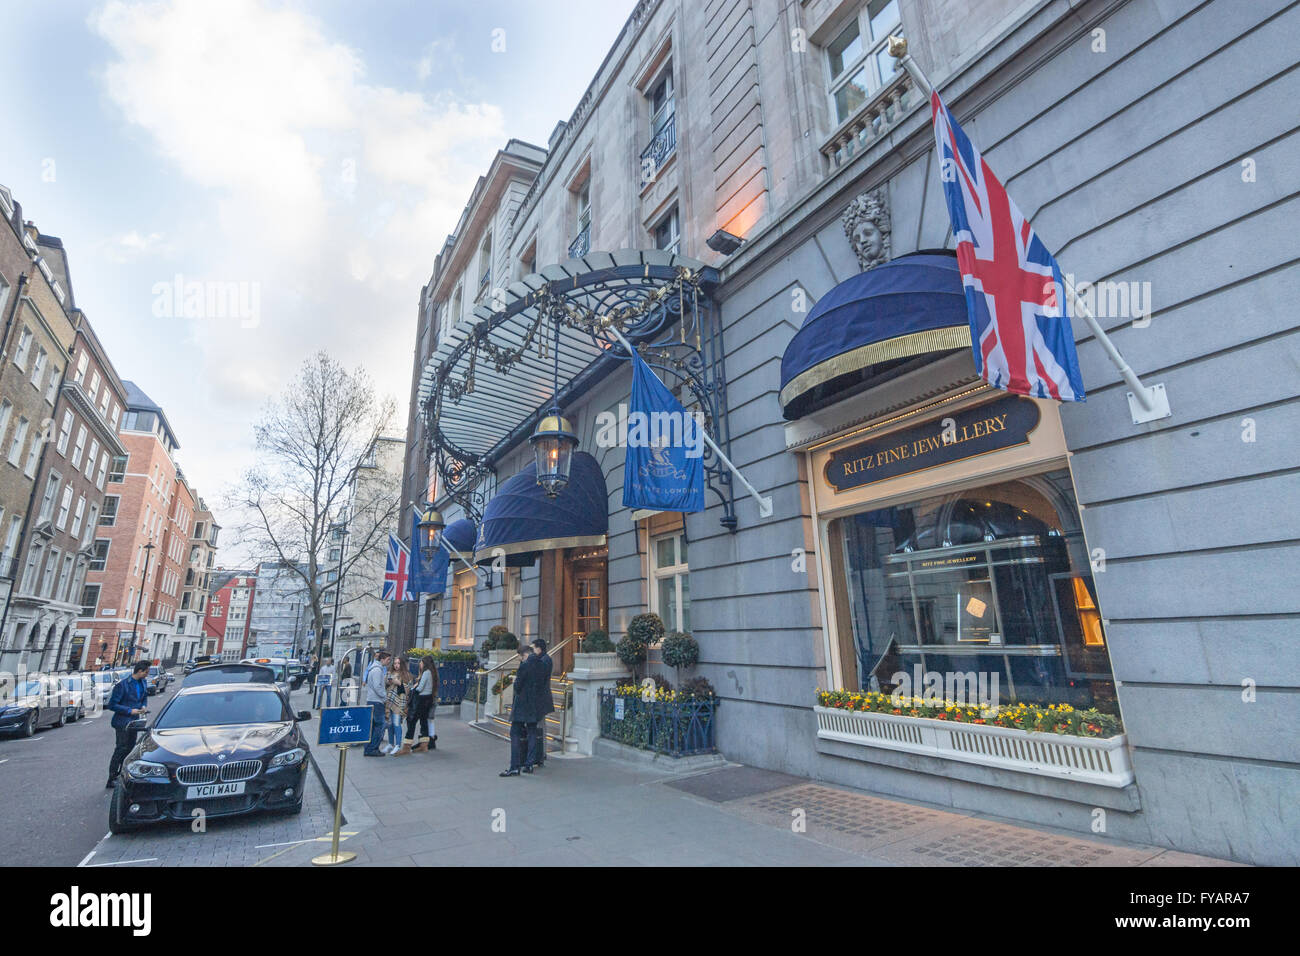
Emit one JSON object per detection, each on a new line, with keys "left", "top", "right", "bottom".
{"left": 87, "top": 857, "right": 157, "bottom": 866}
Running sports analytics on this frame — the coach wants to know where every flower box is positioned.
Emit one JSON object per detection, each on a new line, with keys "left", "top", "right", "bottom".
{"left": 599, "top": 689, "right": 716, "bottom": 757}
{"left": 570, "top": 652, "right": 627, "bottom": 679}
{"left": 814, "top": 705, "right": 1134, "bottom": 788}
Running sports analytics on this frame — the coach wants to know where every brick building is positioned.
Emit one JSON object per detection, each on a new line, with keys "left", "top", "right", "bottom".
{"left": 0, "top": 209, "right": 82, "bottom": 672}
{"left": 203, "top": 569, "right": 255, "bottom": 661}
{"left": 183, "top": 500, "right": 219, "bottom": 655}
{"left": 79, "top": 381, "right": 188, "bottom": 665}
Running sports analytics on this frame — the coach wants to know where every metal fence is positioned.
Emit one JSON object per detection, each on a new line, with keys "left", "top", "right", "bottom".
{"left": 598, "top": 689, "right": 717, "bottom": 756}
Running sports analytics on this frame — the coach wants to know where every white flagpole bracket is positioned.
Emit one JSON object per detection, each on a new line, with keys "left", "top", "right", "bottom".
{"left": 888, "top": 37, "right": 1172, "bottom": 427}
{"left": 441, "top": 540, "right": 486, "bottom": 580}
{"left": 604, "top": 323, "right": 774, "bottom": 520}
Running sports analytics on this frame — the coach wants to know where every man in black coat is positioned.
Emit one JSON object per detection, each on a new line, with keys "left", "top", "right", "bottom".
{"left": 500, "top": 644, "right": 545, "bottom": 777}
{"left": 529, "top": 639, "right": 555, "bottom": 769}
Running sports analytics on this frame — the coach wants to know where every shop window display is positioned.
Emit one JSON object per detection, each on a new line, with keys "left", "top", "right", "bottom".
{"left": 829, "top": 468, "right": 1117, "bottom": 712}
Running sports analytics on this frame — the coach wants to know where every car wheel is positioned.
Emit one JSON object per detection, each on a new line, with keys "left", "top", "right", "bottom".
{"left": 76, "top": 706, "right": 86, "bottom": 721}
{"left": 21, "top": 712, "right": 37, "bottom": 737}
{"left": 53, "top": 707, "right": 65, "bottom": 728}
{"left": 108, "top": 785, "right": 138, "bottom": 834}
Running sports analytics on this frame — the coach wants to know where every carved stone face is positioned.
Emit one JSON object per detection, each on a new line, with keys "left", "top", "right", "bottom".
{"left": 852, "top": 219, "right": 884, "bottom": 261}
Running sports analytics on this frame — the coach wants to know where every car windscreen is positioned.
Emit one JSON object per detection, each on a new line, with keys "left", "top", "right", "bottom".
{"left": 155, "top": 690, "right": 291, "bottom": 728}
{"left": 92, "top": 673, "right": 113, "bottom": 683}
{"left": 187, "top": 666, "right": 275, "bottom": 686}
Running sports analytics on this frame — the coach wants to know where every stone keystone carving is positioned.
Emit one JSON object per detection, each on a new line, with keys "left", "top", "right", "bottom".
{"left": 841, "top": 186, "right": 891, "bottom": 271}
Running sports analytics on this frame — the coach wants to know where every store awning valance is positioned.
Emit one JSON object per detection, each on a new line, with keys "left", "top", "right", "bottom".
{"left": 780, "top": 251, "right": 971, "bottom": 419}
{"left": 441, "top": 518, "right": 477, "bottom": 555}
{"left": 472, "top": 451, "right": 608, "bottom": 564}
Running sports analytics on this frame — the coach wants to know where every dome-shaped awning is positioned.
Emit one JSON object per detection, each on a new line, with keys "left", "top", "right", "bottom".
{"left": 780, "top": 251, "right": 971, "bottom": 419}
{"left": 441, "top": 518, "right": 477, "bottom": 555}
{"left": 472, "top": 451, "right": 608, "bottom": 565}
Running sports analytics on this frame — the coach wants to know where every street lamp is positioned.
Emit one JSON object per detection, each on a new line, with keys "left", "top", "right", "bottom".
{"left": 530, "top": 407, "right": 579, "bottom": 497}
{"left": 417, "top": 505, "right": 445, "bottom": 560}
{"left": 126, "top": 541, "right": 156, "bottom": 665}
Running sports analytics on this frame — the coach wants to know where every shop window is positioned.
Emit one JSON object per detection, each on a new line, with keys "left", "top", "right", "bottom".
{"left": 826, "top": 468, "right": 1117, "bottom": 712}
{"left": 649, "top": 529, "right": 690, "bottom": 633}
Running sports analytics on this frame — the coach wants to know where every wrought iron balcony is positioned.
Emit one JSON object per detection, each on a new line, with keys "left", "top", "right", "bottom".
{"left": 568, "top": 226, "right": 590, "bottom": 260}
{"left": 640, "top": 111, "right": 677, "bottom": 189}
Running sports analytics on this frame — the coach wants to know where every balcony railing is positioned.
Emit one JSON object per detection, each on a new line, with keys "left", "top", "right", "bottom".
{"left": 568, "top": 226, "right": 590, "bottom": 260}
{"left": 821, "top": 70, "right": 915, "bottom": 169}
{"left": 640, "top": 111, "right": 677, "bottom": 189}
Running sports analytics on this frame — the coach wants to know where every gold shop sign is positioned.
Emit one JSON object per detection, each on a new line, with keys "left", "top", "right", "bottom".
{"left": 825, "top": 395, "right": 1040, "bottom": 493}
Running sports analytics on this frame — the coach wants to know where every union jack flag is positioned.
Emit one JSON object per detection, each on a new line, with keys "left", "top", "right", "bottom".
{"left": 382, "top": 533, "right": 413, "bottom": 602}
{"left": 931, "top": 91, "right": 1086, "bottom": 402}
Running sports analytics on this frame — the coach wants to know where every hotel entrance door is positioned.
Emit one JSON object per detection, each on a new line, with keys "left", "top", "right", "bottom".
{"left": 538, "top": 546, "right": 608, "bottom": 674}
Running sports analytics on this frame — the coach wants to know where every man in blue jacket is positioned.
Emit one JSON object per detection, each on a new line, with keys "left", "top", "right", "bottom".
{"left": 106, "top": 661, "right": 151, "bottom": 788}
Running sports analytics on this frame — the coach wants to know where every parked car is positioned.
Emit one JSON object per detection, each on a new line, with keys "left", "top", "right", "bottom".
{"left": 0, "top": 677, "right": 69, "bottom": 736}
{"left": 108, "top": 681, "right": 313, "bottom": 832}
{"left": 90, "top": 670, "right": 119, "bottom": 705}
{"left": 240, "top": 657, "right": 306, "bottom": 697}
{"left": 57, "top": 675, "right": 94, "bottom": 721}
{"left": 145, "top": 665, "right": 169, "bottom": 696}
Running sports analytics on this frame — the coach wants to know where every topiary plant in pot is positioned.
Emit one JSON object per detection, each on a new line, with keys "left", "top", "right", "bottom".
{"left": 661, "top": 631, "right": 699, "bottom": 682}
{"left": 625, "top": 612, "right": 665, "bottom": 647}
{"left": 581, "top": 629, "right": 614, "bottom": 653}
{"left": 616, "top": 633, "right": 648, "bottom": 682}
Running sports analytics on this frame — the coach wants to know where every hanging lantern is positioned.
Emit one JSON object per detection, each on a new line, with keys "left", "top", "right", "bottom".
{"left": 417, "top": 505, "right": 445, "bottom": 559}
{"left": 530, "top": 407, "right": 579, "bottom": 497}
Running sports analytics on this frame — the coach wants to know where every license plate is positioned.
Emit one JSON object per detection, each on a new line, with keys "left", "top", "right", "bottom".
{"left": 185, "top": 781, "right": 246, "bottom": 799}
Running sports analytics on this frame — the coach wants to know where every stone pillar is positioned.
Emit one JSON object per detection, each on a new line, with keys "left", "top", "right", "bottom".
{"left": 568, "top": 652, "right": 628, "bottom": 755}
{"left": 484, "top": 648, "right": 519, "bottom": 718}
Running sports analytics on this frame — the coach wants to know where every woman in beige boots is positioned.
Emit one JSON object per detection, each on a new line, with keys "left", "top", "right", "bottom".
{"left": 386, "top": 657, "right": 412, "bottom": 755}
{"left": 404, "top": 657, "right": 439, "bottom": 753}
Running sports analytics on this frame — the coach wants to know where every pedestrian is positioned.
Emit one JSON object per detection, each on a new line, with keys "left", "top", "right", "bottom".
{"left": 529, "top": 638, "right": 555, "bottom": 769}
{"left": 500, "top": 644, "right": 544, "bottom": 777}
{"left": 339, "top": 656, "right": 354, "bottom": 705}
{"left": 362, "top": 650, "right": 391, "bottom": 756}
{"left": 307, "top": 654, "right": 319, "bottom": 691}
{"left": 106, "top": 661, "right": 151, "bottom": 788}
{"left": 402, "top": 657, "right": 439, "bottom": 754}
{"left": 384, "top": 657, "right": 411, "bottom": 755}
{"left": 315, "top": 657, "right": 336, "bottom": 708}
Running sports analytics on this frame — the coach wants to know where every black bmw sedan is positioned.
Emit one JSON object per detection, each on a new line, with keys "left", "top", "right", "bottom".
{"left": 109, "top": 682, "right": 313, "bottom": 832}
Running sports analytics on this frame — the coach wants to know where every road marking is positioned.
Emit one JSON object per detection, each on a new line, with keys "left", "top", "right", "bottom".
{"left": 0, "top": 758, "right": 8, "bottom": 764}
{"left": 87, "top": 857, "right": 157, "bottom": 866}
{"left": 255, "top": 832, "right": 357, "bottom": 849}
{"left": 78, "top": 849, "right": 97, "bottom": 867}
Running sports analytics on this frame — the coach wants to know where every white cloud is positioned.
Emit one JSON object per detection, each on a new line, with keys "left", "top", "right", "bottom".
{"left": 102, "top": 229, "right": 170, "bottom": 262}
{"left": 89, "top": 0, "right": 507, "bottom": 555}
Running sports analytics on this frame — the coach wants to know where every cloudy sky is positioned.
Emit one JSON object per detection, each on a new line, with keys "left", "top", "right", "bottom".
{"left": 2, "top": 0, "right": 635, "bottom": 562}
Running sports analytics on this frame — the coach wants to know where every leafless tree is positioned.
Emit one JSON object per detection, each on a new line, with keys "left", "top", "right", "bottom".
{"left": 227, "top": 352, "right": 400, "bottom": 661}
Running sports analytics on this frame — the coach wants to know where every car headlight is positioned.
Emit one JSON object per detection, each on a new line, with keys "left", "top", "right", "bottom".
{"left": 268, "top": 748, "right": 305, "bottom": 768}
{"left": 125, "top": 760, "right": 169, "bottom": 780}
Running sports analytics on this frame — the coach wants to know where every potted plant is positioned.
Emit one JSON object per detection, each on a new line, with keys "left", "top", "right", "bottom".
{"left": 660, "top": 631, "right": 699, "bottom": 684}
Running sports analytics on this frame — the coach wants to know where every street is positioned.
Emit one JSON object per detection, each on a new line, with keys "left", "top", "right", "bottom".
{"left": 0, "top": 669, "right": 1242, "bottom": 868}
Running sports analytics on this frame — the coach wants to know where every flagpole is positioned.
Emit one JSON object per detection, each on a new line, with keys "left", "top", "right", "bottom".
{"left": 602, "top": 322, "right": 774, "bottom": 518}
{"left": 442, "top": 540, "right": 486, "bottom": 580}
{"left": 888, "top": 37, "right": 1171, "bottom": 425}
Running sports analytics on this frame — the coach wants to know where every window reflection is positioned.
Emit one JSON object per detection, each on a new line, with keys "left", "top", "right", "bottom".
{"left": 830, "top": 469, "right": 1118, "bottom": 712}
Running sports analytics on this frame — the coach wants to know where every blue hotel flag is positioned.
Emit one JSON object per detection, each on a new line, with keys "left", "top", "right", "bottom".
{"left": 622, "top": 352, "right": 705, "bottom": 513}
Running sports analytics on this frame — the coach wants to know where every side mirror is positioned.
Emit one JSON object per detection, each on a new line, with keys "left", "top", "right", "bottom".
{"left": 127, "top": 717, "right": 148, "bottom": 732}
{"left": 296, "top": 710, "right": 312, "bottom": 721}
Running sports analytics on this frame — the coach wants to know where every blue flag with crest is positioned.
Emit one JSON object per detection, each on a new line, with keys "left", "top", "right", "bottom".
{"left": 622, "top": 352, "right": 705, "bottom": 513}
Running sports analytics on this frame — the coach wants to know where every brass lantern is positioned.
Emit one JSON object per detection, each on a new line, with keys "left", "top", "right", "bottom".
{"left": 417, "top": 505, "right": 445, "bottom": 560}
{"left": 530, "top": 406, "right": 579, "bottom": 497}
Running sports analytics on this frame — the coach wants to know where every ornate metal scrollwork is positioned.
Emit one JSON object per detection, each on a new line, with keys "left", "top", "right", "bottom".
{"left": 421, "top": 260, "right": 738, "bottom": 530}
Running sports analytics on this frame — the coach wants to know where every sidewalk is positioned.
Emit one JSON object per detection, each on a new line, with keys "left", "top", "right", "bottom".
{"left": 291, "top": 692, "right": 1241, "bottom": 867}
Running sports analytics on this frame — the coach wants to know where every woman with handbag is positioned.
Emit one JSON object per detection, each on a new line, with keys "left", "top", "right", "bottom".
{"left": 384, "top": 657, "right": 411, "bottom": 755}
{"left": 403, "top": 657, "right": 439, "bottom": 754}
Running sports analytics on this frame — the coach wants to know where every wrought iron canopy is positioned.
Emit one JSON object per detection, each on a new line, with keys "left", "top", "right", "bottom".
{"left": 420, "top": 249, "right": 742, "bottom": 528}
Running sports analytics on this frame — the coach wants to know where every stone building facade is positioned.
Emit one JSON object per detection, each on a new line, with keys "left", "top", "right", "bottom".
{"left": 396, "top": 0, "right": 1298, "bottom": 865}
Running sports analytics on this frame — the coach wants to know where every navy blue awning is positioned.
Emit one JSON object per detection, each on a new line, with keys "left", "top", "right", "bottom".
{"left": 779, "top": 251, "right": 971, "bottom": 419}
{"left": 442, "top": 518, "right": 477, "bottom": 555}
{"left": 473, "top": 451, "right": 608, "bottom": 564}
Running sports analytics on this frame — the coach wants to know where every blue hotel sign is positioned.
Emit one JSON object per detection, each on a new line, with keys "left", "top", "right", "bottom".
{"left": 318, "top": 706, "right": 373, "bottom": 745}
{"left": 825, "top": 395, "right": 1041, "bottom": 493}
